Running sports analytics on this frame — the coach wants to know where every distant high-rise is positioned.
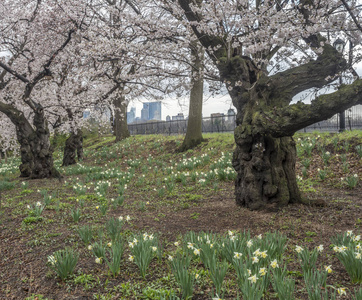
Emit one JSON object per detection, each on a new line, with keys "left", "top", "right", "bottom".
{"left": 127, "top": 107, "right": 136, "bottom": 124}
{"left": 172, "top": 113, "right": 184, "bottom": 121}
{"left": 227, "top": 108, "right": 236, "bottom": 123}
{"left": 141, "top": 103, "right": 149, "bottom": 121}
{"left": 141, "top": 101, "right": 162, "bottom": 121}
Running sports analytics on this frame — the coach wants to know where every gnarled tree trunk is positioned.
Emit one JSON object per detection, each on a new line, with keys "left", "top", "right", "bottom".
{"left": 62, "top": 130, "right": 84, "bottom": 166}
{"left": 233, "top": 127, "right": 301, "bottom": 210}
{"left": 0, "top": 102, "right": 60, "bottom": 178}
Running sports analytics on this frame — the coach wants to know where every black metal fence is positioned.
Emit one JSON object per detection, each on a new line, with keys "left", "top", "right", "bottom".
{"left": 128, "top": 105, "right": 362, "bottom": 135}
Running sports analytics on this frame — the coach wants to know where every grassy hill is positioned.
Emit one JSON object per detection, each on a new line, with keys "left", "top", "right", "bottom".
{"left": 0, "top": 132, "right": 361, "bottom": 299}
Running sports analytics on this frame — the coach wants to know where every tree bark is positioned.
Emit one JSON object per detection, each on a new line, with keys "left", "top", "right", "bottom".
{"left": 233, "top": 123, "right": 301, "bottom": 210}
{"left": 180, "top": 40, "right": 204, "bottom": 151}
{"left": 62, "top": 130, "right": 84, "bottom": 166}
{"left": 0, "top": 101, "right": 60, "bottom": 178}
{"left": 113, "top": 89, "right": 130, "bottom": 142}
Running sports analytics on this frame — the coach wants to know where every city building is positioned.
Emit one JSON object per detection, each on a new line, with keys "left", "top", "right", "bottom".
{"left": 140, "top": 101, "right": 162, "bottom": 121}
{"left": 172, "top": 113, "right": 185, "bottom": 121}
{"left": 141, "top": 104, "right": 149, "bottom": 121}
{"left": 227, "top": 108, "right": 236, "bottom": 123}
{"left": 127, "top": 107, "right": 136, "bottom": 124}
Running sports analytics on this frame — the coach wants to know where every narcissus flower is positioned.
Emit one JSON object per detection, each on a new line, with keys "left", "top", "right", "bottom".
{"left": 270, "top": 259, "right": 279, "bottom": 269}
{"left": 47, "top": 255, "right": 56, "bottom": 265}
{"left": 325, "top": 265, "right": 332, "bottom": 273}
{"left": 295, "top": 245, "right": 303, "bottom": 253}
{"left": 248, "top": 274, "right": 258, "bottom": 284}
{"left": 128, "top": 255, "right": 134, "bottom": 262}
{"left": 95, "top": 257, "right": 102, "bottom": 264}
{"left": 234, "top": 252, "right": 242, "bottom": 259}
{"left": 260, "top": 251, "right": 268, "bottom": 258}
{"left": 247, "top": 240, "right": 253, "bottom": 248}
{"left": 187, "top": 242, "right": 194, "bottom": 249}
{"left": 259, "top": 268, "right": 267, "bottom": 276}
{"left": 193, "top": 248, "right": 201, "bottom": 256}
{"left": 337, "top": 288, "right": 346, "bottom": 295}
{"left": 317, "top": 245, "right": 324, "bottom": 252}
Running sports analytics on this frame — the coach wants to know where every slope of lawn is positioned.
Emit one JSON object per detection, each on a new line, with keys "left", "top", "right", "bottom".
{"left": 0, "top": 132, "right": 361, "bottom": 300}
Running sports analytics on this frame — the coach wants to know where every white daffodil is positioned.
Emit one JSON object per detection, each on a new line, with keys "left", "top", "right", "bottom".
{"left": 234, "top": 252, "right": 242, "bottom": 259}
{"left": 253, "top": 248, "right": 261, "bottom": 256}
{"left": 270, "top": 259, "right": 279, "bottom": 269}
{"left": 260, "top": 251, "right": 268, "bottom": 258}
{"left": 317, "top": 245, "right": 324, "bottom": 252}
{"left": 95, "top": 257, "right": 102, "bottom": 264}
{"left": 337, "top": 288, "right": 346, "bottom": 295}
{"left": 247, "top": 240, "right": 253, "bottom": 248}
{"left": 187, "top": 242, "right": 194, "bottom": 249}
{"left": 248, "top": 274, "right": 258, "bottom": 284}
{"left": 325, "top": 265, "right": 332, "bottom": 273}
{"left": 295, "top": 245, "right": 303, "bottom": 253}
{"left": 259, "top": 268, "right": 267, "bottom": 276}
{"left": 252, "top": 256, "right": 259, "bottom": 264}
{"left": 47, "top": 255, "right": 56, "bottom": 265}
{"left": 128, "top": 255, "right": 134, "bottom": 262}
{"left": 193, "top": 248, "right": 201, "bottom": 256}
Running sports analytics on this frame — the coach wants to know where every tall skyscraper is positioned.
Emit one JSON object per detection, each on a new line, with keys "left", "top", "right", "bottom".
{"left": 148, "top": 102, "right": 162, "bottom": 120}
{"left": 141, "top": 103, "right": 149, "bottom": 121}
{"left": 127, "top": 107, "right": 136, "bottom": 124}
{"left": 141, "top": 101, "right": 161, "bottom": 121}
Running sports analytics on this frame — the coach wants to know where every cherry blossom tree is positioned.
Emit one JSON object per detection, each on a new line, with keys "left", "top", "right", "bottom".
{"left": 174, "top": 0, "right": 362, "bottom": 209}
{"left": 0, "top": 0, "right": 96, "bottom": 178}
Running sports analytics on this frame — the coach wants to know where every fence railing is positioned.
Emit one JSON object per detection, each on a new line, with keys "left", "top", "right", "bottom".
{"left": 128, "top": 105, "right": 362, "bottom": 135}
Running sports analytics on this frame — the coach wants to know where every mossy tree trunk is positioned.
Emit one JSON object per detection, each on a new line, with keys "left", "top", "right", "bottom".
{"left": 180, "top": 40, "right": 204, "bottom": 151}
{"left": 0, "top": 101, "right": 60, "bottom": 178}
{"left": 178, "top": 0, "right": 362, "bottom": 209}
{"left": 62, "top": 130, "right": 84, "bottom": 166}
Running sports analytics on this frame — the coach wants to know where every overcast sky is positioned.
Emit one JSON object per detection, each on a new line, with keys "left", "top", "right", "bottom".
{"left": 129, "top": 63, "right": 362, "bottom": 121}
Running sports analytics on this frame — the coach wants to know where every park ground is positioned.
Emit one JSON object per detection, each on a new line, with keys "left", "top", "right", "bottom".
{"left": 0, "top": 131, "right": 361, "bottom": 299}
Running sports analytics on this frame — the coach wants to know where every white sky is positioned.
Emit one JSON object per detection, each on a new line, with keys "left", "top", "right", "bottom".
{"left": 129, "top": 92, "right": 234, "bottom": 120}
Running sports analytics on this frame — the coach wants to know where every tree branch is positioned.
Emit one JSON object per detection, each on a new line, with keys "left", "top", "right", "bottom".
{"left": 258, "top": 79, "right": 362, "bottom": 137}
{"left": 177, "top": 0, "right": 226, "bottom": 60}
{"left": 0, "top": 61, "right": 29, "bottom": 83}
{"left": 269, "top": 44, "right": 347, "bottom": 100}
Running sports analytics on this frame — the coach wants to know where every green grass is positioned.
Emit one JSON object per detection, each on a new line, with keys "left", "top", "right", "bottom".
{"left": 0, "top": 131, "right": 361, "bottom": 299}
